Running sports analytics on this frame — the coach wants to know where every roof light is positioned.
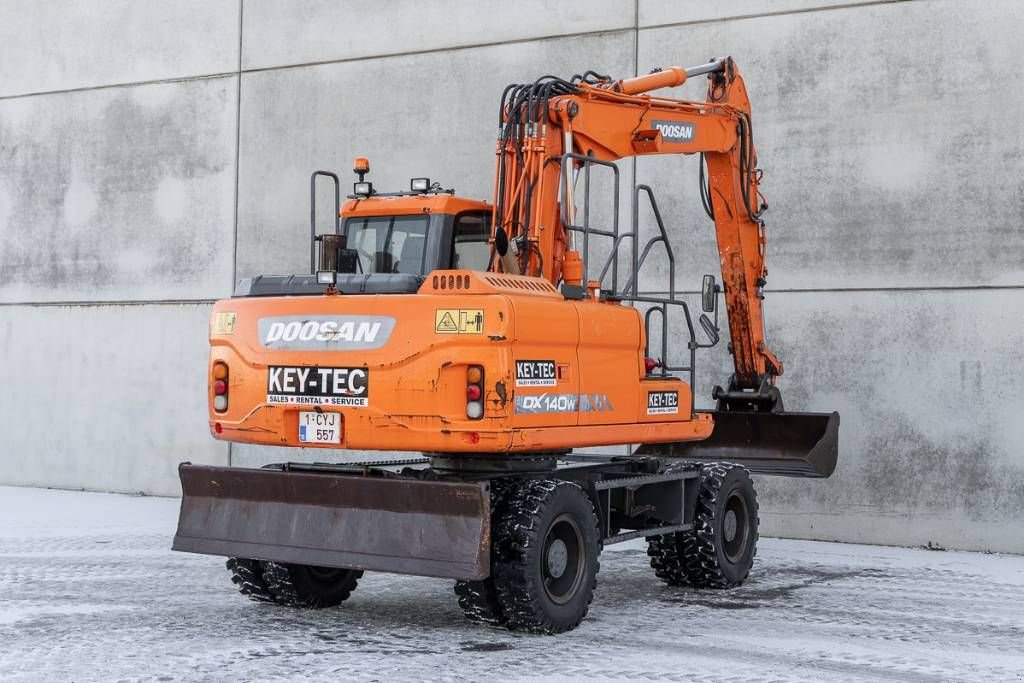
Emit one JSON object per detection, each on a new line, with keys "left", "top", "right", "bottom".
{"left": 316, "top": 270, "right": 337, "bottom": 285}
{"left": 353, "top": 157, "right": 370, "bottom": 174}
{"left": 353, "top": 181, "right": 373, "bottom": 196}
{"left": 410, "top": 177, "right": 430, "bottom": 192}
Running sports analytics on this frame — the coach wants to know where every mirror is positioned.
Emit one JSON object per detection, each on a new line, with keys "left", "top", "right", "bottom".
{"left": 494, "top": 226, "right": 509, "bottom": 256}
{"left": 701, "top": 274, "right": 717, "bottom": 313}
{"left": 699, "top": 313, "right": 720, "bottom": 345}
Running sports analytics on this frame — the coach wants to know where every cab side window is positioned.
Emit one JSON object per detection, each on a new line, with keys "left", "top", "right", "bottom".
{"left": 451, "top": 212, "right": 492, "bottom": 271}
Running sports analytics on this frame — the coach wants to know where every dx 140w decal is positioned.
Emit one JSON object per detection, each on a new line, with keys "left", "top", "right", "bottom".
{"left": 515, "top": 393, "right": 613, "bottom": 414}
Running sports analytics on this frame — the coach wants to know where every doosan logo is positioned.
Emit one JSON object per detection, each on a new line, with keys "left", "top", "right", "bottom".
{"left": 265, "top": 320, "right": 381, "bottom": 344}
{"left": 258, "top": 315, "right": 396, "bottom": 350}
{"left": 651, "top": 120, "right": 696, "bottom": 143}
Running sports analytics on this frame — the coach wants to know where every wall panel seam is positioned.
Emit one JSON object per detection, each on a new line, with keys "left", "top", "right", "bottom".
{"left": 0, "top": 73, "right": 238, "bottom": 102}
{"left": 0, "top": 300, "right": 217, "bottom": 308}
{"left": 638, "top": 0, "right": 920, "bottom": 31}
{"left": 239, "top": 27, "right": 637, "bottom": 75}
{"left": 0, "top": 1, "right": 933, "bottom": 102}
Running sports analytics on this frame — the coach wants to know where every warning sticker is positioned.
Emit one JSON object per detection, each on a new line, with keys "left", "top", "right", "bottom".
{"left": 212, "top": 311, "right": 236, "bottom": 335}
{"left": 435, "top": 309, "right": 484, "bottom": 334}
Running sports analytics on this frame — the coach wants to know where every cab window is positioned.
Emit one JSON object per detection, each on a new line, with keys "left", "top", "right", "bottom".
{"left": 451, "top": 212, "right": 491, "bottom": 271}
{"left": 345, "top": 215, "right": 429, "bottom": 274}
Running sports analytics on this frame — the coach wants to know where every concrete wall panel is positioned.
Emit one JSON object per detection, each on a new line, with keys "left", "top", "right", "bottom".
{"left": 638, "top": 0, "right": 890, "bottom": 27}
{"left": 236, "top": 31, "right": 635, "bottom": 279}
{"left": 634, "top": 0, "right": 1024, "bottom": 292}
{"left": 0, "top": 303, "right": 226, "bottom": 496}
{"left": 0, "top": 77, "right": 238, "bottom": 303}
{"left": 0, "top": 0, "right": 240, "bottom": 97}
{"left": 660, "top": 287, "right": 1024, "bottom": 553}
{"left": 242, "top": 0, "right": 634, "bottom": 70}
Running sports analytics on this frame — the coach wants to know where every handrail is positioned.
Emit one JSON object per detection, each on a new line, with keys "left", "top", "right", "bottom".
{"left": 559, "top": 152, "right": 620, "bottom": 290}
{"left": 559, "top": 166, "right": 721, "bottom": 414}
{"left": 310, "top": 170, "right": 341, "bottom": 273}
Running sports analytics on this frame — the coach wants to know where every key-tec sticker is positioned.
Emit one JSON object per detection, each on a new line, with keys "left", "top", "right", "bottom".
{"left": 267, "top": 366, "right": 369, "bottom": 407}
{"left": 515, "top": 360, "right": 557, "bottom": 387}
{"left": 647, "top": 390, "right": 679, "bottom": 415}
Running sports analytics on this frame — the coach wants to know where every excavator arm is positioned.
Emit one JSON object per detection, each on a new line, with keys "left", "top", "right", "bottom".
{"left": 491, "top": 58, "right": 782, "bottom": 393}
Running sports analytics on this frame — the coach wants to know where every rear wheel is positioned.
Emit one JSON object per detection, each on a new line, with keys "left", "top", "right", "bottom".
{"left": 226, "top": 557, "right": 274, "bottom": 602}
{"left": 262, "top": 562, "right": 363, "bottom": 608}
{"left": 647, "top": 462, "right": 758, "bottom": 588}
{"left": 492, "top": 479, "right": 601, "bottom": 634}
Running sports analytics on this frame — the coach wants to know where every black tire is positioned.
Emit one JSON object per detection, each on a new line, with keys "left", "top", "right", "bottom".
{"left": 261, "top": 562, "right": 363, "bottom": 608}
{"left": 226, "top": 557, "right": 274, "bottom": 602}
{"left": 454, "top": 478, "right": 515, "bottom": 626}
{"left": 647, "top": 462, "right": 758, "bottom": 588}
{"left": 492, "top": 479, "right": 601, "bottom": 634}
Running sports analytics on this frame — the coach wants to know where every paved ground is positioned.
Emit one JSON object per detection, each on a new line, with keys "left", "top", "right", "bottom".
{"left": 1, "top": 486, "right": 1023, "bottom": 682}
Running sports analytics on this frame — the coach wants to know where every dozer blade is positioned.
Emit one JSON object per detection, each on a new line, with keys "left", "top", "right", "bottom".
{"left": 172, "top": 464, "right": 491, "bottom": 580}
{"left": 634, "top": 411, "right": 839, "bottom": 478}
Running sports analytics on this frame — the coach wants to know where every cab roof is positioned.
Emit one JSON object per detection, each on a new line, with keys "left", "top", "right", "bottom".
{"left": 341, "top": 193, "right": 491, "bottom": 218}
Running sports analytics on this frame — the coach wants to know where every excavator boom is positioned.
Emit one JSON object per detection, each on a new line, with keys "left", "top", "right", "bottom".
{"left": 491, "top": 58, "right": 782, "bottom": 391}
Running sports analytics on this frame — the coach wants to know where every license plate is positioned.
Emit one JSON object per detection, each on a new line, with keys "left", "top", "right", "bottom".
{"left": 298, "top": 411, "right": 341, "bottom": 444}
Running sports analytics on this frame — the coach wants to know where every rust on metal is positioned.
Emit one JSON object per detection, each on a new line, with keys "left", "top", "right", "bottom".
{"left": 172, "top": 465, "right": 491, "bottom": 580}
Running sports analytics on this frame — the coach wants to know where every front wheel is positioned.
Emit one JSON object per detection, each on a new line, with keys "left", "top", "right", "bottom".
{"left": 492, "top": 479, "right": 601, "bottom": 634}
{"left": 647, "top": 462, "right": 758, "bottom": 588}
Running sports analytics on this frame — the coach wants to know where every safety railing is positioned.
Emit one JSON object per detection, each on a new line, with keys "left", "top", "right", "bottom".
{"left": 559, "top": 154, "right": 721, "bottom": 412}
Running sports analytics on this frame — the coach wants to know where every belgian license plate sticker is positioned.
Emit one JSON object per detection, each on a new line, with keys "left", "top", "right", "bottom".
{"left": 298, "top": 411, "right": 341, "bottom": 444}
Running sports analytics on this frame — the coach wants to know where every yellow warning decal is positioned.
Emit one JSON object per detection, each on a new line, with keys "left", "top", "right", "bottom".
{"left": 212, "top": 311, "right": 236, "bottom": 335}
{"left": 435, "top": 309, "right": 484, "bottom": 334}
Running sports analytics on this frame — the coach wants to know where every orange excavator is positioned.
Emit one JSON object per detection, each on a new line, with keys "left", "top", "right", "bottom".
{"left": 173, "top": 57, "right": 839, "bottom": 634}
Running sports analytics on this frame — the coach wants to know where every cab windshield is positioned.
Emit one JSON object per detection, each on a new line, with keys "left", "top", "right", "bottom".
{"left": 344, "top": 215, "right": 429, "bottom": 275}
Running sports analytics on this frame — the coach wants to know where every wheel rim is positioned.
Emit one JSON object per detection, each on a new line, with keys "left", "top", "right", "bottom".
{"left": 542, "top": 513, "right": 585, "bottom": 605}
{"left": 722, "top": 490, "right": 750, "bottom": 563}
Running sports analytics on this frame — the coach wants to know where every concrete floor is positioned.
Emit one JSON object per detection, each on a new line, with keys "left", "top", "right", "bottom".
{"left": 1, "top": 486, "right": 1022, "bottom": 682}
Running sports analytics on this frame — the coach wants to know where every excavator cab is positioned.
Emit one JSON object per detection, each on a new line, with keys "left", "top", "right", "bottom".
{"left": 236, "top": 166, "right": 493, "bottom": 297}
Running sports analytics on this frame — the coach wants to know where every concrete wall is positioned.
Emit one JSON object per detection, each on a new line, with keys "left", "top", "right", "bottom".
{"left": 1, "top": 0, "right": 1021, "bottom": 551}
